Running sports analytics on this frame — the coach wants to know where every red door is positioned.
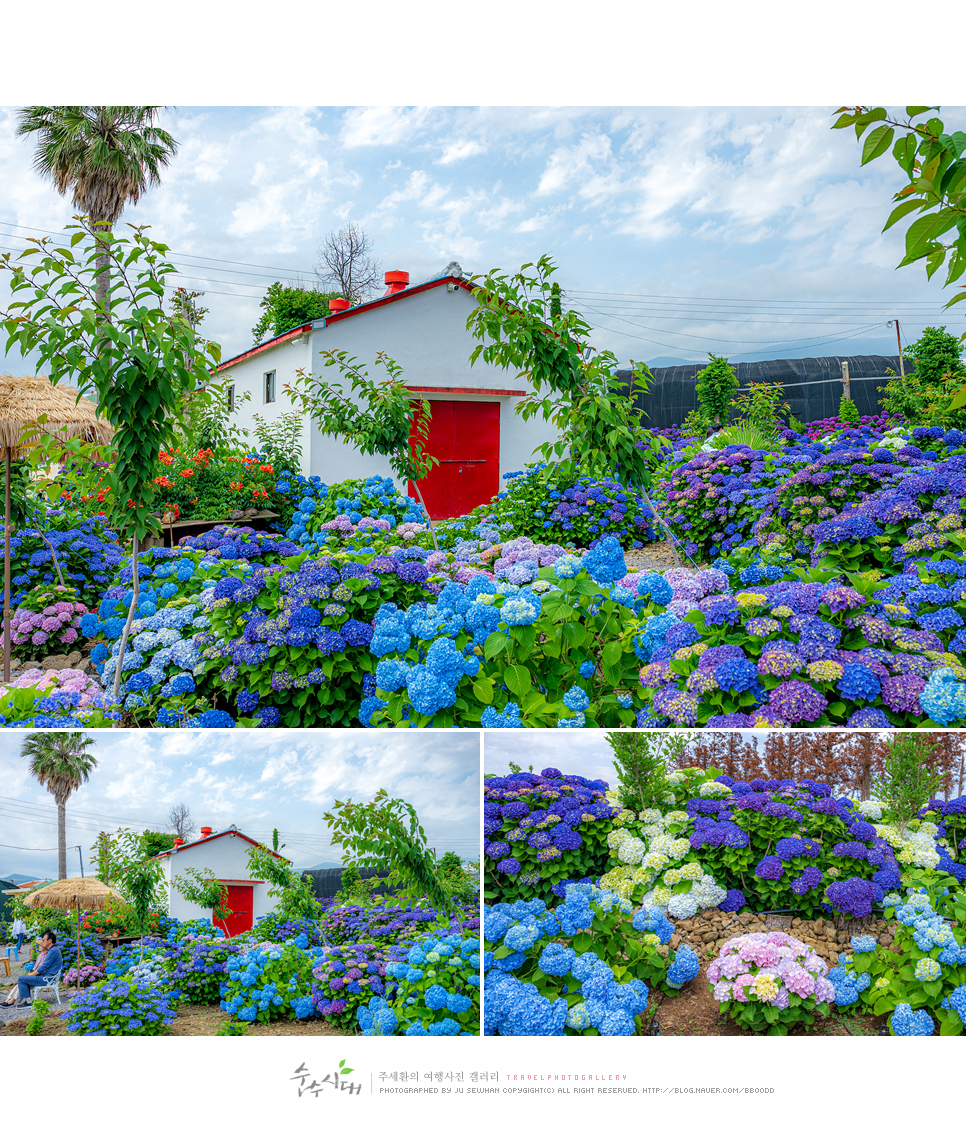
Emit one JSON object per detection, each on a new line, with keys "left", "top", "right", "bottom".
{"left": 213, "top": 884, "right": 253, "bottom": 937}
{"left": 409, "top": 400, "right": 500, "bottom": 518}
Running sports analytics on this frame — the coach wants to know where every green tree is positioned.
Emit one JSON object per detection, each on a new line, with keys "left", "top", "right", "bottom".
{"left": 322, "top": 789, "right": 451, "bottom": 910}
{"left": 872, "top": 735, "right": 944, "bottom": 834}
{"left": 906, "top": 326, "right": 965, "bottom": 384}
{"left": 20, "top": 731, "right": 98, "bottom": 881}
{"left": 140, "top": 830, "right": 177, "bottom": 858}
{"left": 832, "top": 106, "right": 966, "bottom": 298}
{"left": 695, "top": 353, "right": 739, "bottom": 429}
{"left": 286, "top": 350, "right": 440, "bottom": 546}
{"left": 251, "top": 282, "right": 340, "bottom": 343}
{"left": 604, "top": 731, "right": 694, "bottom": 813}
{"left": 880, "top": 326, "right": 966, "bottom": 425}
{"left": 464, "top": 256, "right": 679, "bottom": 561}
{"left": 2, "top": 220, "right": 223, "bottom": 697}
{"left": 16, "top": 106, "right": 178, "bottom": 307}
{"left": 171, "top": 867, "right": 231, "bottom": 919}
{"left": 245, "top": 845, "right": 321, "bottom": 921}
{"left": 102, "top": 828, "right": 165, "bottom": 938}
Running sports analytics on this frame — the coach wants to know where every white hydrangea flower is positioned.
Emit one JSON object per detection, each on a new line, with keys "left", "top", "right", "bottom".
{"left": 617, "top": 837, "right": 646, "bottom": 864}
{"left": 858, "top": 800, "right": 885, "bottom": 821}
{"left": 699, "top": 781, "right": 732, "bottom": 797}
{"left": 679, "top": 862, "right": 704, "bottom": 881}
{"left": 652, "top": 885, "right": 673, "bottom": 907}
{"left": 639, "top": 809, "right": 663, "bottom": 824}
{"left": 667, "top": 893, "right": 698, "bottom": 919}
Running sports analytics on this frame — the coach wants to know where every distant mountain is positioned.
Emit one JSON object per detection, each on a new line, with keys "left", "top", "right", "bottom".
{"left": 645, "top": 356, "right": 701, "bottom": 368}
{"left": 3, "top": 873, "right": 42, "bottom": 885}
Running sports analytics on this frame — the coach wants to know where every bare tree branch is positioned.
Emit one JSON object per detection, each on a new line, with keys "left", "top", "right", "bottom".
{"left": 165, "top": 801, "right": 196, "bottom": 841}
{"left": 316, "top": 223, "right": 381, "bottom": 303}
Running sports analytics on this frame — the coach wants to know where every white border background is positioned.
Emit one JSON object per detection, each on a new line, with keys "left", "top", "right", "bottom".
{"left": 3, "top": 3, "right": 964, "bottom": 1127}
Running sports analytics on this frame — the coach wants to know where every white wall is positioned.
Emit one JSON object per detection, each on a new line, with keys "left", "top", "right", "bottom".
{"left": 218, "top": 332, "right": 315, "bottom": 475}
{"left": 158, "top": 833, "right": 274, "bottom": 928}
{"left": 220, "top": 282, "right": 561, "bottom": 494}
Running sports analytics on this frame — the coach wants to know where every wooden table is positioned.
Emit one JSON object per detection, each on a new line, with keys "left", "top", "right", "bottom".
{"left": 140, "top": 512, "right": 280, "bottom": 551}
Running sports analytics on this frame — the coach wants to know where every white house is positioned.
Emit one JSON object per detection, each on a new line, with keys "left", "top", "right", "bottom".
{"left": 217, "top": 268, "right": 560, "bottom": 518}
{"left": 152, "top": 827, "right": 286, "bottom": 937}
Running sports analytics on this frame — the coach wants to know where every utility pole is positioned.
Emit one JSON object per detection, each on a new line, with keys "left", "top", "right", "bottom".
{"left": 74, "top": 845, "right": 84, "bottom": 878}
{"left": 895, "top": 318, "right": 905, "bottom": 377}
{"left": 841, "top": 360, "right": 851, "bottom": 401}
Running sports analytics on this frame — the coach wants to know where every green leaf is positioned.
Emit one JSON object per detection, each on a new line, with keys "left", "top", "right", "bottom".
{"left": 861, "top": 124, "right": 894, "bottom": 165}
{"left": 472, "top": 676, "right": 494, "bottom": 705}
{"left": 504, "top": 664, "right": 531, "bottom": 698}
{"left": 882, "top": 197, "right": 922, "bottom": 231}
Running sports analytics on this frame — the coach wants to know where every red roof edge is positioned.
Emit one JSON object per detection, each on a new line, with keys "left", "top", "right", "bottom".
{"left": 321, "top": 275, "right": 470, "bottom": 326}
{"left": 404, "top": 385, "right": 526, "bottom": 396}
{"left": 216, "top": 323, "right": 313, "bottom": 373}
{"left": 151, "top": 829, "right": 289, "bottom": 863}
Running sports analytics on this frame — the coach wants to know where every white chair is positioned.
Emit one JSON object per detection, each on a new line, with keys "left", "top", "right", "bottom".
{"left": 29, "top": 970, "right": 63, "bottom": 1006}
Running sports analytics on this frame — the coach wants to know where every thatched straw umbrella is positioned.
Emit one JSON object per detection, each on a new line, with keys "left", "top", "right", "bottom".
{"left": 23, "top": 876, "right": 124, "bottom": 969}
{"left": 0, "top": 374, "right": 114, "bottom": 683}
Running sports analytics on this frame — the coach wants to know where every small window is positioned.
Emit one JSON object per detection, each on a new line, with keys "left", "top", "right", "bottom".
{"left": 227, "top": 385, "right": 235, "bottom": 412}
{"left": 264, "top": 371, "right": 276, "bottom": 404}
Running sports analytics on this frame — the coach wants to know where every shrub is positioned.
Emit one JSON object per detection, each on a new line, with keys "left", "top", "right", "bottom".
{"left": 220, "top": 942, "right": 316, "bottom": 1024}
{"left": 460, "top": 463, "right": 659, "bottom": 549}
{"left": 167, "top": 936, "right": 243, "bottom": 1004}
{"left": 63, "top": 964, "right": 105, "bottom": 988}
{"left": 63, "top": 977, "right": 178, "bottom": 1036}
{"left": 151, "top": 447, "right": 278, "bottom": 521}
{"left": 483, "top": 768, "right": 618, "bottom": 905}
{"left": 695, "top": 354, "right": 739, "bottom": 427}
{"left": 708, "top": 931, "right": 834, "bottom": 1034}
{"left": 483, "top": 886, "right": 695, "bottom": 1036}
{"left": 381, "top": 930, "right": 479, "bottom": 1035}
{"left": 370, "top": 538, "right": 668, "bottom": 729}
{"left": 842, "top": 888, "right": 966, "bottom": 1035}
{"left": 309, "top": 941, "right": 391, "bottom": 1026}
{"left": 1, "top": 584, "right": 90, "bottom": 657}
{"left": 7, "top": 511, "right": 123, "bottom": 609}
{"left": 632, "top": 564, "right": 966, "bottom": 729}
{"left": 318, "top": 902, "right": 477, "bottom": 946}
{"left": 202, "top": 549, "right": 436, "bottom": 727}
{"left": 656, "top": 446, "right": 807, "bottom": 560}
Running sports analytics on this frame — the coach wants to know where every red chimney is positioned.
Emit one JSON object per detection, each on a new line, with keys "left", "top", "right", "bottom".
{"left": 383, "top": 270, "right": 409, "bottom": 296}
{"left": 200, "top": 827, "right": 212, "bottom": 840}
{"left": 328, "top": 297, "right": 351, "bottom": 313}
{"left": 173, "top": 837, "right": 184, "bottom": 849}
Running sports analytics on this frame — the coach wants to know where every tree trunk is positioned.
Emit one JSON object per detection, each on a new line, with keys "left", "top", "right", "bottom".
{"left": 57, "top": 798, "right": 67, "bottom": 882}
{"left": 860, "top": 764, "right": 872, "bottom": 801}
{"left": 112, "top": 537, "right": 139, "bottom": 701}
{"left": 640, "top": 489, "right": 683, "bottom": 567}
{"left": 410, "top": 480, "right": 439, "bottom": 552}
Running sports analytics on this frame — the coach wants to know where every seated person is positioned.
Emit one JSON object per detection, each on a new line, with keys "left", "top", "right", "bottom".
{"left": 8, "top": 931, "right": 63, "bottom": 1007}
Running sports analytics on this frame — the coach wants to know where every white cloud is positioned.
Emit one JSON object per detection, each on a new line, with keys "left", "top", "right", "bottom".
{"left": 341, "top": 106, "right": 432, "bottom": 148}
{"left": 436, "top": 139, "right": 486, "bottom": 165}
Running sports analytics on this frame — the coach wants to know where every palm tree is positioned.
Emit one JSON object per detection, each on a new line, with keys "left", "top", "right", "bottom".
{"left": 21, "top": 732, "right": 99, "bottom": 881}
{"left": 16, "top": 106, "right": 179, "bottom": 308}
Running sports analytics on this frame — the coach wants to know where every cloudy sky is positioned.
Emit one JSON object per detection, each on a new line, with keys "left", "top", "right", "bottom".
{"left": 0, "top": 729, "right": 480, "bottom": 882}
{"left": 2, "top": 104, "right": 964, "bottom": 377}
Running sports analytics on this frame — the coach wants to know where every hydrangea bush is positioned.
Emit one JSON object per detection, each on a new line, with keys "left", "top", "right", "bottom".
{"left": 707, "top": 931, "right": 835, "bottom": 1034}
{"left": 62, "top": 977, "right": 178, "bottom": 1036}
{"left": 370, "top": 538, "right": 669, "bottom": 728}
{"left": 483, "top": 768, "right": 618, "bottom": 905}
{"left": 379, "top": 930, "right": 480, "bottom": 1036}
{"left": 484, "top": 885, "right": 698, "bottom": 1036}
{"left": 463, "top": 463, "right": 659, "bottom": 549}
{"left": 7, "top": 511, "right": 123, "bottom": 609}
{"left": 835, "top": 886, "right": 966, "bottom": 1036}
